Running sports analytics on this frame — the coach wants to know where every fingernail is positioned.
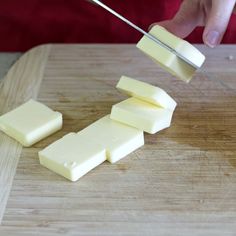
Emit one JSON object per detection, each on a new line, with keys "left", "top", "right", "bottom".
{"left": 206, "top": 31, "right": 220, "bottom": 48}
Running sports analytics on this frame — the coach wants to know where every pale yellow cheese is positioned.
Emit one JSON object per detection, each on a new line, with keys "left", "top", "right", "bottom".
{"left": 0, "top": 99, "right": 62, "bottom": 147}
{"left": 39, "top": 133, "right": 106, "bottom": 181}
{"left": 79, "top": 115, "right": 144, "bottom": 163}
{"left": 39, "top": 116, "right": 144, "bottom": 181}
{"left": 136, "top": 25, "right": 205, "bottom": 82}
{"left": 110, "top": 98, "right": 174, "bottom": 134}
{"left": 38, "top": 77, "right": 177, "bottom": 181}
{"left": 116, "top": 75, "right": 177, "bottom": 110}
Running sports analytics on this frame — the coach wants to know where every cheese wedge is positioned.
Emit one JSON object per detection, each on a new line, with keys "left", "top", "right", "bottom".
{"left": 110, "top": 98, "right": 174, "bottom": 134}
{"left": 79, "top": 115, "right": 144, "bottom": 163}
{"left": 136, "top": 25, "right": 205, "bottom": 82}
{"left": 116, "top": 75, "right": 177, "bottom": 110}
{"left": 0, "top": 99, "right": 62, "bottom": 147}
{"left": 39, "top": 133, "right": 106, "bottom": 181}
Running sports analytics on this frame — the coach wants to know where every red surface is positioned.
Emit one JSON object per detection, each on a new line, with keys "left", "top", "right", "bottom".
{"left": 0, "top": 0, "right": 236, "bottom": 51}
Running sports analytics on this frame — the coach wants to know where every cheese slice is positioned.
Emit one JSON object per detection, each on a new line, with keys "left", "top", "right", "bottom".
{"left": 136, "top": 25, "right": 205, "bottom": 82}
{"left": 110, "top": 98, "right": 174, "bottom": 134}
{"left": 116, "top": 75, "right": 177, "bottom": 110}
{"left": 0, "top": 99, "right": 62, "bottom": 147}
{"left": 39, "top": 116, "right": 144, "bottom": 181}
{"left": 39, "top": 133, "right": 106, "bottom": 181}
{"left": 79, "top": 115, "right": 144, "bottom": 163}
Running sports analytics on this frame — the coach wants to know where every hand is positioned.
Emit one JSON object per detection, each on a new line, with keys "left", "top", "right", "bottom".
{"left": 151, "top": 0, "right": 236, "bottom": 48}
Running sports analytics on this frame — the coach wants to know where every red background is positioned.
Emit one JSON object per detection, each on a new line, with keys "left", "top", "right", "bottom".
{"left": 0, "top": 0, "right": 236, "bottom": 51}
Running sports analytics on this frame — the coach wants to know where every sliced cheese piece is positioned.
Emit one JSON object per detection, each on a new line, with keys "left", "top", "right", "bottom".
{"left": 117, "top": 75, "right": 177, "bottom": 110}
{"left": 79, "top": 115, "right": 144, "bottom": 163}
{"left": 39, "top": 133, "right": 106, "bottom": 181}
{"left": 110, "top": 98, "right": 174, "bottom": 134}
{"left": 0, "top": 99, "right": 62, "bottom": 147}
{"left": 136, "top": 25, "right": 205, "bottom": 82}
{"left": 149, "top": 25, "right": 205, "bottom": 68}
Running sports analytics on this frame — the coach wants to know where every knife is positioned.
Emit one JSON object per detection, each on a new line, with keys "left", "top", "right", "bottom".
{"left": 90, "top": 0, "right": 200, "bottom": 69}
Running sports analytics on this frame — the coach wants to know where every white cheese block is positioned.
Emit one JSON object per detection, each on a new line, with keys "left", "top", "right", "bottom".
{"left": 39, "top": 133, "right": 106, "bottom": 181}
{"left": 0, "top": 99, "right": 62, "bottom": 147}
{"left": 136, "top": 25, "right": 205, "bottom": 82}
{"left": 116, "top": 75, "right": 177, "bottom": 110}
{"left": 79, "top": 115, "right": 144, "bottom": 163}
{"left": 110, "top": 98, "right": 174, "bottom": 134}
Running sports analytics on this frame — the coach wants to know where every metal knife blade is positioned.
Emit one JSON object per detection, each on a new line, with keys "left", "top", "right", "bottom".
{"left": 90, "top": 0, "right": 200, "bottom": 69}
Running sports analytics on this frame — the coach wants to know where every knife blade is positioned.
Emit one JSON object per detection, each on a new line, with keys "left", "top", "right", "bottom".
{"left": 90, "top": 0, "right": 200, "bottom": 69}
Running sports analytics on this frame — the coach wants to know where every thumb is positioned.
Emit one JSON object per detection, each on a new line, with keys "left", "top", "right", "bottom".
{"left": 203, "top": 0, "right": 236, "bottom": 48}
{"left": 150, "top": 0, "right": 201, "bottom": 38}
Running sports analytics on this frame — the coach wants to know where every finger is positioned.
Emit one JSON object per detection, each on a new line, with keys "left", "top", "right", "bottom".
{"left": 150, "top": 0, "right": 202, "bottom": 38}
{"left": 203, "top": 0, "right": 236, "bottom": 47}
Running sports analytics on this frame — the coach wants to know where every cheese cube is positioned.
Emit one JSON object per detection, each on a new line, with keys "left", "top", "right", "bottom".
{"left": 117, "top": 75, "right": 177, "bottom": 110}
{"left": 39, "top": 133, "right": 106, "bottom": 181}
{"left": 79, "top": 115, "right": 144, "bottom": 163}
{"left": 110, "top": 98, "right": 174, "bottom": 134}
{"left": 136, "top": 25, "right": 205, "bottom": 82}
{"left": 0, "top": 99, "right": 62, "bottom": 147}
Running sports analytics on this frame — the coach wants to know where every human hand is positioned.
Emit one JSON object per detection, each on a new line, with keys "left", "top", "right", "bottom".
{"left": 151, "top": 0, "right": 236, "bottom": 48}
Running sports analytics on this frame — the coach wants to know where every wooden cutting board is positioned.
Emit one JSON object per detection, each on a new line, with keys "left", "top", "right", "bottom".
{"left": 0, "top": 44, "right": 236, "bottom": 235}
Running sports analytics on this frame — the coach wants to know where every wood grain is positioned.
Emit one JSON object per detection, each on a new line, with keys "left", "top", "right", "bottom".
{"left": 0, "top": 45, "right": 51, "bottom": 223}
{"left": 0, "top": 44, "right": 236, "bottom": 235}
